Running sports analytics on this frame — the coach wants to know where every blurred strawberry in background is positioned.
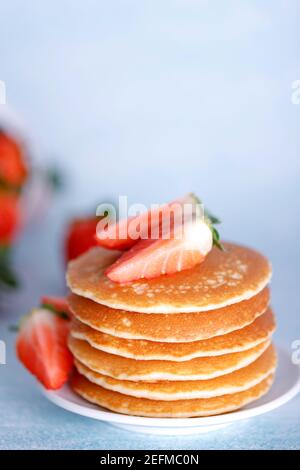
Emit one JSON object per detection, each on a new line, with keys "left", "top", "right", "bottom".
{"left": 65, "top": 216, "right": 99, "bottom": 262}
{"left": 0, "top": 128, "right": 28, "bottom": 288}
{"left": 0, "top": 130, "right": 28, "bottom": 188}
{"left": 0, "top": 191, "right": 20, "bottom": 244}
{"left": 64, "top": 203, "right": 114, "bottom": 262}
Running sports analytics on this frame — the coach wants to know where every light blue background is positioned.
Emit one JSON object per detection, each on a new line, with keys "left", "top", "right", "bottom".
{"left": 0, "top": 0, "right": 299, "bottom": 450}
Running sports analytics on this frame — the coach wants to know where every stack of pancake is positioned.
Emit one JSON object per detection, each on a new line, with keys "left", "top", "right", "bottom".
{"left": 66, "top": 242, "right": 277, "bottom": 418}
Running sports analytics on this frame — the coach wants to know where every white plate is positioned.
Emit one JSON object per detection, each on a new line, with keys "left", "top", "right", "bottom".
{"left": 42, "top": 347, "right": 300, "bottom": 435}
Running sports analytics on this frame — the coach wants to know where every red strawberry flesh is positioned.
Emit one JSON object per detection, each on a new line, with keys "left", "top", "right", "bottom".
{"left": 96, "top": 193, "right": 198, "bottom": 251}
{"left": 105, "top": 219, "right": 213, "bottom": 283}
{"left": 16, "top": 309, "right": 73, "bottom": 390}
{"left": 65, "top": 217, "right": 99, "bottom": 261}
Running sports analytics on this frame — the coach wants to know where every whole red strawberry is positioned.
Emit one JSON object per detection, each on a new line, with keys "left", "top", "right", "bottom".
{"left": 16, "top": 307, "right": 73, "bottom": 390}
{"left": 65, "top": 217, "right": 99, "bottom": 262}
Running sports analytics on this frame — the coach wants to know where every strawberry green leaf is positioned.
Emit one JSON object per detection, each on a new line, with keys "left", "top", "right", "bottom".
{"left": 9, "top": 324, "right": 19, "bottom": 332}
{"left": 0, "top": 246, "right": 19, "bottom": 289}
{"left": 211, "top": 226, "right": 225, "bottom": 251}
{"left": 204, "top": 209, "right": 221, "bottom": 225}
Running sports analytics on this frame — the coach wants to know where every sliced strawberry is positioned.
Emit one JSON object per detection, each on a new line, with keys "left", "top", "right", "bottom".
{"left": 0, "top": 191, "right": 20, "bottom": 244}
{"left": 105, "top": 218, "right": 213, "bottom": 283}
{"left": 96, "top": 193, "right": 198, "bottom": 250}
{"left": 0, "top": 131, "right": 27, "bottom": 187}
{"left": 40, "top": 296, "right": 71, "bottom": 319}
{"left": 65, "top": 217, "right": 99, "bottom": 261}
{"left": 16, "top": 308, "right": 73, "bottom": 390}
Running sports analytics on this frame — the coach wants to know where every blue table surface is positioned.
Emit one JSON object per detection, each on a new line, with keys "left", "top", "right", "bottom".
{"left": 0, "top": 204, "right": 299, "bottom": 451}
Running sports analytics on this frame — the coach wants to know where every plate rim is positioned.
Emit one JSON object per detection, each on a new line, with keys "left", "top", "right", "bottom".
{"left": 42, "top": 346, "right": 300, "bottom": 428}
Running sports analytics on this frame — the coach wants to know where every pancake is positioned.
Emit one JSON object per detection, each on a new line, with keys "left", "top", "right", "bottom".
{"left": 71, "top": 371, "right": 274, "bottom": 417}
{"left": 74, "top": 344, "right": 276, "bottom": 400}
{"left": 68, "top": 336, "right": 270, "bottom": 381}
{"left": 68, "top": 287, "right": 270, "bottom": 342}
{"left": 66, "top": 243, "right": 271, "bottom": 313}
{"left": 70, "top": 308, "right": 275, "bottom": 360}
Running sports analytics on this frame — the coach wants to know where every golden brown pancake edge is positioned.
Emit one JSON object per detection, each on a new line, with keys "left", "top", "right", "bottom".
{"left": 73, "top": 344, "right": 277, "bottom": 400}
{"left": 68, "top": 336, "right": 271, "bottom": 381}
{"left": 70, "top": 308, "right": 275, "bottom": 360}
{"left": 71, "top": 371, "right": 275, "bottom": 418}
{"left": 68, "top": 287, "right": 270, "bottom": 342}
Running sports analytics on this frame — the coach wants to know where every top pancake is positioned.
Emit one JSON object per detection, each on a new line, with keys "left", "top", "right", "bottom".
{"left": 66, "top": 243, "right": 271, "bottom": 313}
